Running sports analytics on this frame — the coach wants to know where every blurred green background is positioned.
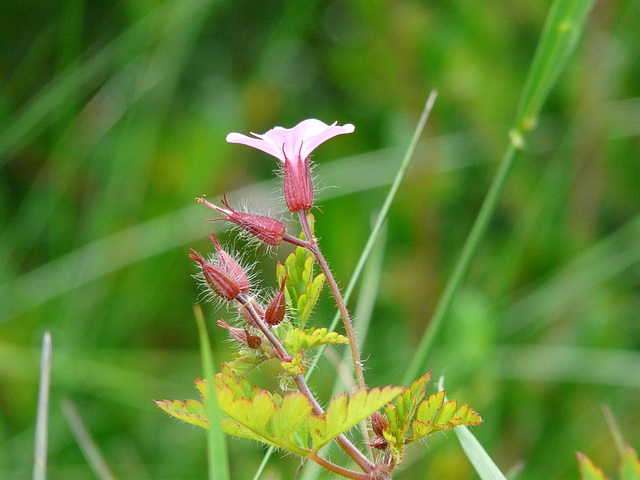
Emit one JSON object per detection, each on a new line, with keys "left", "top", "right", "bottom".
{"left": 1, "top": 0, "right": 639, "bottom": 479}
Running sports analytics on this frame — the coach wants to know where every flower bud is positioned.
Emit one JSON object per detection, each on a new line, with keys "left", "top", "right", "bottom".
{"left": 217, "top": 319, "right": 262, "bottom": 349}
{"left": 371, "top": 412, "right": 389, "bottom": 437}
{"left": 198, "top": 195, "right": 286, "bottom": 246}
{"left": 208, "top": 233, "right": 250, "bottom": 294}
{"left": 189, "top": 249, "right": 241, "bottom": 301}
{"left": 265, "top": 277, "right": 287, "bottom": 326}
{"left": 369, "top": 437, "right": 389, "bottom": 450}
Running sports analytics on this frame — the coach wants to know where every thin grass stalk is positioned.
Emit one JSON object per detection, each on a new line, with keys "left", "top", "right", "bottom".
{"left": 194, "top": 305, "right": 230, "bottom": 480}
{"left": 403, "top": 0, "right": 595, "bottom": 385}
{"left": 33, "top": 332, "right": 51, "bottom": 480}
{"left": 61, "top": 399, "right": 118, "bottom": 480}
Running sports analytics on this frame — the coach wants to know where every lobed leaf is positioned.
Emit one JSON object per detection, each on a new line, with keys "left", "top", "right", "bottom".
{"left": 409, "top": 391, "right": 482, "bottom": 442}
{"left": 309, "top": 386, "right": 402, "bottom": 451}
{"left": 154, "top": 398, "right": 208, "bottom": 429}
{"left": 215, "top": 378, "right": 314, "bottom": 456}
{"left": 297, "top": 273, "right": 325, "bottom": 328}
{"left": 283, "top": 327, "right": 349, "bottom": 354}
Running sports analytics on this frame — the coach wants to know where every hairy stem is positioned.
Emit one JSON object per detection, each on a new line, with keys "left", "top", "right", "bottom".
{"left": 297, "top": 211, "right": 367, "bottom": 392}
{"left": 236, "top": 293, "right": 374, "bottom": 473}
{"left": 308, "top": 453, "right": 375, "bottom": 480}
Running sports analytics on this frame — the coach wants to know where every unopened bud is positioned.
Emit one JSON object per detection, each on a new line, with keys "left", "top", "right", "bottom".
{"left": 369, "top": 437, "right": 389, "bottom": 450}
{"left": 189, "top": 249, "right": 241, "bottom": 301}
{"left": 371, "top": 412, "right": 389, "bottom": 437}
{"left": 265, "top": 277, "right": 287, "bottom": 326}
{"left": 217, "top": 319, "right": 262, "bottom": 349}
{"left": 208, "top": 233, "right": 250, "bottom": 294}
{"left": 198, "top": 195, "right": 286, "bottom": 246}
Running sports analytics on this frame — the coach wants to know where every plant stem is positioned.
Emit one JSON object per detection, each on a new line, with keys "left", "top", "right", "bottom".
{"left": 308, "top": 453, "right": 374, "bottom": 480}
{"left": 298, "top": 211, "right": 367, "bottom": 391}
{"left": 236, "top": 293, "right": 375, "bottom": 473}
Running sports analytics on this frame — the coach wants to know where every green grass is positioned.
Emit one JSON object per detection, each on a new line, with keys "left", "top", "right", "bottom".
{"left": 1, "top": 0, "right": 639, "bottom": 479}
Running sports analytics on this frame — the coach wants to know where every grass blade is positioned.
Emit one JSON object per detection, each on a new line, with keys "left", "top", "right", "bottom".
{"left": 33, "top": 332, "right": 51, "bottom": 480}
{"left": 194, "top": 304, "right": 230, "bottom": 480}
{"left": 61, "top": 399, "right": 118, "bottom": 480}
{"left": 455, "top": 426, "right": 508, "bottom": 480}
{"left": 403, "top": 0, "right": 595, "bottom": 385}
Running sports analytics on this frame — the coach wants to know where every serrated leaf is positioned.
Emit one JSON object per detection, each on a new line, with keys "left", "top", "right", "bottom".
{"left": 213, "top": 368, "right": 314, "bottom": 456}
{"left": 277, "top": 226, "right": 324, "bottom": 328}
{"left": 283, "top": 327, "right": 349, "bottom": 354}
{"left": 380, "top": 371, "right": 432, "bottom": 463}
{"left": 621, "top": 445, "right": 640, "bottom": 480}
{"left": 154, "top": 398, "right": 208, "bottom": 429}
{"left": 392, "top": 372, "right": 431, "bottom": 433}
{"left": 577, "top": 452, "right": 611, "bottom": 480}
{"left": 309, "top": 386, "right": 402, "bottom": 451}
{"left": 409, "top": 391, "right": 482, "bottom": 442}
{"left": 298, "top": 273, "right": 325, "bottom": 328}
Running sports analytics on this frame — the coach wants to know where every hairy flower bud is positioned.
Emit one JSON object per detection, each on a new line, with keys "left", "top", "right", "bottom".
{"left": 189, "top": 234, "right": 249, "bottom": 301}
{"left": 371, "top": 412, "right": 389, "bottom": 437}
{"left": 208, "top": 233, "right": 250, "bottom": 294}
{"left": 217, "top": 319, "right": 262, "bottom": 349}
{"left": 198, "top": 195, "right": 286, "bottom": 246}
{"left": 265, "top": 277, "right": 287, "bottom": 326}
{"left": 189, "top": 250, "right": 240, "bottom": 301}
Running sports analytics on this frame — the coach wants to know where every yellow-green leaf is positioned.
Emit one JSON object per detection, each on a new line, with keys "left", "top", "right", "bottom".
{"left": 154, "top": 398, "right": 208, "bottom": 429}
{"left": 309, "top": 386, "right": 403, "bottom": 451}
{"left": 409, "top": 391, "right": 482, "bottom": 441}
{"left": 213, "top": 368, "right": 315, "bottom": 456}
{"left": 283, "top": 327, "right": 349, "bottom": 354}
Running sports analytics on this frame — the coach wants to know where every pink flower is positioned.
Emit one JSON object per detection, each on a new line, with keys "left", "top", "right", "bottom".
{"left": 226, "top": 119, "right": 355, "bottom": 212}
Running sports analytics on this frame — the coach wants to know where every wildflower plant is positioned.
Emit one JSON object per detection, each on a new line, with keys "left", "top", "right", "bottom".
{"left": 155, "top": 118, "right": 482, "bottom": 480}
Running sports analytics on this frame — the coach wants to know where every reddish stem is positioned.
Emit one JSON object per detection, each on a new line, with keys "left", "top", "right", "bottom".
{"left": 235, "top": 294, "right": 375, "bottom": 473}
{"left": 297, "top": 211, "right": 367, "bottom": 391}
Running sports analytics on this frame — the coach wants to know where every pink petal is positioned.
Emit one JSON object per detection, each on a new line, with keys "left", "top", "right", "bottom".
{"left": 298, "top": 121, "right": 355, "bottom": 159}
{"left": 226, "top": 119, "right": 354, "bottom": 163}
{"left": 226, "top": 132, "right": 285, "bottom": 162}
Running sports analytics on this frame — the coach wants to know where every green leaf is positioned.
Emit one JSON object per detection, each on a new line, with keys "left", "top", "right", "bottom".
{"left": 456, "top": 425, "right": 508, "bottom": 480}
{"left": 577, "top": 452, "right": 610, "bottom": 480}
{"left": 212, "top": 367, "right": 315, "bottom": 456}
{"left": 409, "top": 391, "right": 482, "bottom": 441}
{"left": 276, "top": 221, "right": 324, "bottom": 328}
{"left": 223, "top": 350, "right": 269, "bottom": 376}
{"left": 309, "top": 386, "right": 402, "bottom": 452}
{"left": 154, "top": 398, "right": 209, "bottom": 429}
{"left": 380, "top": 372, "right": 432, "bottom": 463}
{"left": 621, "top": 445, "right": 640, "bottom": 480}
{"left": 283, "top": 327, "right": 349, "bottom": 354}
{"left": 513, "top": 0, "right": 595, "bottom": 135}
{"left": 297, "top": 273, "right": 325, "bottom": 327}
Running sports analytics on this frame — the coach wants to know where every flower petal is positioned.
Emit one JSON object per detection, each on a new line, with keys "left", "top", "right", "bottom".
{"left": 226, "top": 132, "right": 285, "bottom": 162}
{"left": 226, "top": 119, "right": 354, "bottom": 163}
{"left": 298, "top": 121, "right": 355, "bottom": 159}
